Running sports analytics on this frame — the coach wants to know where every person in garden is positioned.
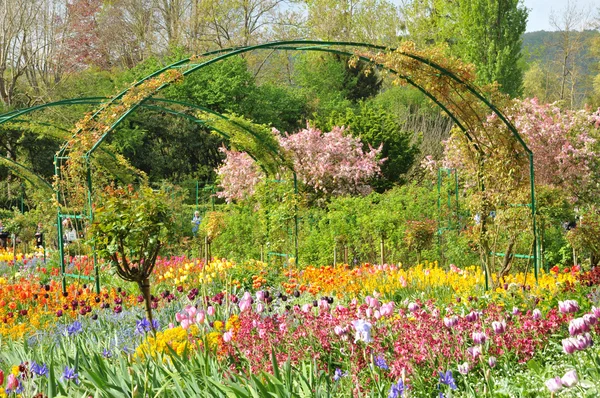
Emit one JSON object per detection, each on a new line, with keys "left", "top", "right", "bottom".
{"left": 62, "top": 218, "right": 77, "bottom": 244}
{"left": 35, "top": 222, "right": 44, "bottom": 248}
{"left": 0, "top": 220, "right": 7, "bottom": 249}
{"left": 191, "top": 211, "right": 202, "bottom": 236}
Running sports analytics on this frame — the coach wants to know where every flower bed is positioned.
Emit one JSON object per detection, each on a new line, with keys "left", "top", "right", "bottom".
{"left": 0, "top": 250, "right": 598, "bottom": 397}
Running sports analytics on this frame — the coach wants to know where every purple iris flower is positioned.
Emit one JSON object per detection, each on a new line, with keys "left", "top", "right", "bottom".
{"left": 62, "top": 366, "right": 79, "bottom": 384}
{"left": 388, "top": 379, "right": 405, "bottom": 398}
{"left": 30, "top": 362, "right": 49, "bottom": 377}
{"left": 439, "top": 370, "right": 457, "bottom": 390}
{"left": 374, "top": 355, "right": 390, "bottom": 370}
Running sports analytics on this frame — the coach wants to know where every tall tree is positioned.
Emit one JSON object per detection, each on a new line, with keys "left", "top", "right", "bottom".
{"left": 400, "top": 0, "right": 528, "bottom": 97}
{"left": 549, "top": 0, "right": 591, "bottom": 108}
{"left": 302, "top": 0, "right": 401, "bottom": 45}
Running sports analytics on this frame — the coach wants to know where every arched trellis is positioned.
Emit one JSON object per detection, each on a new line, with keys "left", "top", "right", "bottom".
{"left": 0, "top": 96, "right": 301, "bottom": 292}
{"left": 2, "top": 40, "right": 539, "bottom": 289}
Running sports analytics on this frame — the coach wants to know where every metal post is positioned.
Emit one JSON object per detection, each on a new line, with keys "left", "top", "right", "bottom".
{"left": 57, "top": 213, "right": 66, "bottom": 294}
{"left": 86, "top": 156, "right": 100, "bottom": 294}
{"left": 210, "top": 185, "right": 215, "bottom": 211}
{"left": 19, "top": 184, "right": 24, "bottom": 214}
{"left": 529, "top": 153, "right": 539, "bottom": 282}
{"left": 195, "top": 180, "right": 199, "bottom": 211}
{"left": 437, "top": 168, "right": 442, "bottom": 260}
{"left": 293, "top": 172, "right": 299, "bottom": 264}
{"left": 455, "top": 170, "right": 460, "bottom": 229}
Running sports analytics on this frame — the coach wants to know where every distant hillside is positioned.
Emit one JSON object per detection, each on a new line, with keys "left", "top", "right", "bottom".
{"left": 522, "top": 30, "right": 599, "bottom": 105}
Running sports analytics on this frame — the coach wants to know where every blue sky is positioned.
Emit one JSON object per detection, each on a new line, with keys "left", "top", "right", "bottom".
{"left": 523, "top": 0, "right": 598, "bottom": 32}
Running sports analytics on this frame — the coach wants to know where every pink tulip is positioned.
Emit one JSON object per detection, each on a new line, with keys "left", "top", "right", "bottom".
{"left": 223, "top": 331, "right": 233, "bottom": 343}
{"left": 545, "top": 377, "right": 563, "bottom": 393}
{"left": 443, "top": 316, "right": 458, "bottom": 328}
{"left": 7, "top": 373, "right": 19, "bottom": 390}
{"left": 181, "top": 319, "right": 190, "bottom": 330}
{"left": 239, "top": 300, "right": 251, "bottom": 312}
{"left": 207, "top": 306, "right": 215, "bottom": 317}
{"left": 583, "top": 313, "right": 597, "bottom": 326}
{"left": 256, "top": 303, "right": 265, "bottom": 313}
{"left": 492, "top": 320, "right": 506, "bottom": 335}
{"left": 532, "top": 309, "right": 542, "bottom": 320}
{"left": 399, "top": 276, "right": 407, "bottom": 287}
{"left": 302, "top": 304, "right": 311, "bottom": 313}
{"left": 561, "top": 370, "right": 578, "bottom": 388}
{"left": 196, "top": 311, "right": 205, "bottom": 324}
{"left": 467, "top": 345, "right": 482, "bottom": 359}
{"left": 374, "top": 310, "right": 381, "bottom": 320}
{"left": 318, "top": 299, "right": 330, "bottom": 311}
{"left": 472, "top": 331, "right": 488, "bottom": 345}
{"left": 380, "top": 302, "right": 394, "bottom": 317}
{"left": 186, "top": 305, "right": 197, "bottom": 317}
{"left": 175, "top": 313, "right": 183, "bottom": 323}
{"left": 256, "top": 290, "right": 266, "bottom": 302}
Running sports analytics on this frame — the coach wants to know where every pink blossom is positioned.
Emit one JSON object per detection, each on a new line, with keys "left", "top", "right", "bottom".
{"left": 7, "top": 374, "right": 18, "bottom": 390}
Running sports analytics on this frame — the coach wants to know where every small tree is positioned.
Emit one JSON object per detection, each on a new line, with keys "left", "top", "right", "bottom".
{"left": 90, "top": 185, "right": 172, "bottom": 330}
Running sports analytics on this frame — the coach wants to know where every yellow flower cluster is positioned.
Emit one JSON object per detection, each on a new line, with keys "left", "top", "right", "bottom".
{"left": 225, "top": 314, "right": 239, "bottom": 332}
{"left": 156, "top": 259, "right": 234, "bottom": 285}
{"left": 134, "top": 325, "right": 197, "bottom": 360}
{"left": 298, "top": 261, "right": 576, "bottom": 304}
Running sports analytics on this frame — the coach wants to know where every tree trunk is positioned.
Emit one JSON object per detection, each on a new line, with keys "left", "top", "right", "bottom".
{"left": 139, "top": 278, "right": 155, "bottom": 334}
{"left": 497, "top": 237, "right": 516, "bottom": 282}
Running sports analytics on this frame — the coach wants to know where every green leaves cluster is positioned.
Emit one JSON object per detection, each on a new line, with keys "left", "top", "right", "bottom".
{"left": 90, "top": 185, "right": 173, "bottom": 283}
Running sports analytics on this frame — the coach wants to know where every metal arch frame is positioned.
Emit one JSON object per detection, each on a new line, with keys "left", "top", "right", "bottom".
{"left": 3, "top": 40, "right": 538, "bottom": 281}
{"left": 65, "top": 40, "right": 537, "bottom": 280}
{"left": 0, "top": 96, "right": 302, "bottom": 291}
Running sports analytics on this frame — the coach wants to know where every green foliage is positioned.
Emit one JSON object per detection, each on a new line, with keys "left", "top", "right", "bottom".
{"left": 90, "top": 185, "right": 174, "bottom": 283}
{"left": 295, "top": 53, "right": 383, "bottom": 123}
{"left": 209, "top": 114, "right": 289, "bottom": 175}
{"left": 209, "top": 183, "right": 450, "bottom": 266}
{"left": 111, "top": 111, "right": 223, "bottom": 185}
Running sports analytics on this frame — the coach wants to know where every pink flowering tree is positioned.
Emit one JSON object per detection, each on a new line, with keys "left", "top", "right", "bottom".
{"left": 278, "top": 125, "right": 383, "bottom": 197}
{"left": 216, "top": 125, "right": 384, "bottom": 203}
{"left": 215, "top": 147, "right": 264, "bottom": 203}
{"left": 442, "top": 99, "right": 600, "bottom": 282}
{"left": 509, "top": 98, "right": 600, "bottom": 203}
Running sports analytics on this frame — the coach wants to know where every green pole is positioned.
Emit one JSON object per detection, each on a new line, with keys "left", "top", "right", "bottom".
{"left": 210, "top": 185, "right": 215, "bottom": 211}
{"left": 293, "top": 172, "right": 299, "bottom": 264}
{"left": 85, "top": 156, "right": 100, "bottom": 294}
{"left": 57, "top": 212, "right": 66, "bottom": 294}
{"left": 20, "top": 184, "right": 24, "bottom": 214}
{"left": 455, "top": 170, "right": 459, "bottom": 229}
{"left": 446, "top": 169, "right": 452, "bottom": 230}
{"left": 437, "top": 168, "right": 442, "bottom": 258}
{"left": 529, "top": 153, "right": 539, "bottom": 282}
{"left": 195, "top": 180, "right": 199, "bottom": 211}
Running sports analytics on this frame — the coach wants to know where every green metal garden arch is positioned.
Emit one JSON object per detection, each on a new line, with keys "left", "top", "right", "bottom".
{"left": 0, "top": 96, "right": 301, "bottom": 292}
{"left": 1, "top": 40, "right": 540, "bottom": 292}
